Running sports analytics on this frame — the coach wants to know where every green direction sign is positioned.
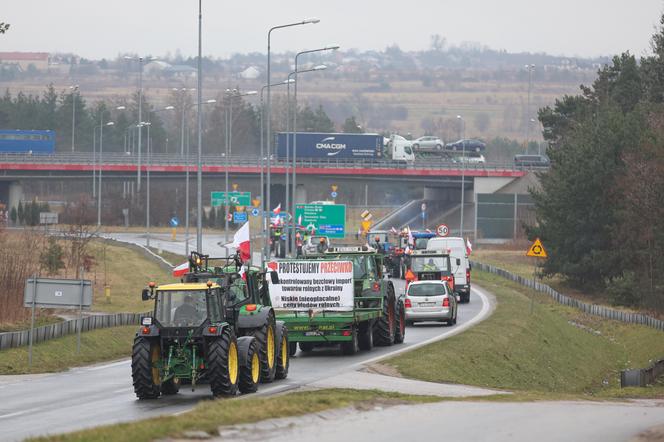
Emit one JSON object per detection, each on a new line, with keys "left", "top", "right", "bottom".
{"left": 295, "top": 204, "right": 346, "bottom": 239}
{"left": 211, "top": 191, "right": 251, "bottom": 207}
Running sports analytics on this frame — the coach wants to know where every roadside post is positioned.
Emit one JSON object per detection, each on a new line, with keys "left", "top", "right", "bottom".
{"left": 526, "top": 238, "right": 548, "bottom": 313}
{"left": 24, "top": 276, "right": 93, "bottom": 367}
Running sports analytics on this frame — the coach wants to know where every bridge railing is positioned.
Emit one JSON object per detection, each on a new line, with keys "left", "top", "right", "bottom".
{"left": 0, "top": 152, "right": 548, "bottom": 172}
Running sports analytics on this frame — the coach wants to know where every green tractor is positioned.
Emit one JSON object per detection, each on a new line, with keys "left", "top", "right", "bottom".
{"left": 131, "top": 253, "right": 288, "bottom": 399}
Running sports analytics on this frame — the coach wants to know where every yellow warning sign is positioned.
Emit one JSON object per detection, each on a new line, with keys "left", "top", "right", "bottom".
{"left": 251, "top": 199, "right": 261, "bottom": 208}
{"left": 331, "top": 185, "right": 338, "bottom": 192}
{"left": 526, "top": 238, "right": 548, "bottom": 258}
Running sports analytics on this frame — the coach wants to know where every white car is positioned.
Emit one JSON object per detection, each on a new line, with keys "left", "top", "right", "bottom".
{"left": 405, "top": 280, "right": 458, "bottom": 325}
{"left": 302, "top": 235, "right": 330, "bottom": 256}
{"left": 412, "top": 136, "right": 444, "bottom": 151}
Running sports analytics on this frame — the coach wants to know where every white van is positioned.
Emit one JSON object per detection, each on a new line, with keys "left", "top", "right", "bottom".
{"left": 426, "top": 237, "right": 471, "bottom": 303}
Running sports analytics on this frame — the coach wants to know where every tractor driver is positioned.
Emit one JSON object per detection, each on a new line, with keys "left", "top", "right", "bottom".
{"left": 423, "top": 258, "right": 437, "bottom": 271}
{"left": 174, "top": 294, "right": 198, "bottom": 324}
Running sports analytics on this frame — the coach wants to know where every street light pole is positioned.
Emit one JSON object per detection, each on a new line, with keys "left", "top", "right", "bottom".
{"left": 196, "top": 0, "right": 204, "bottom": 253}
{"left": 289, "top": 63, "right": 329, "bottom": 255}
{"left": 456, "top": 115, "right": 465, "bottom": 237}
{"left": 525, "top": 64, "right": 535, "bottom": 148}
{"left": 266, "top": 17, "right": 320, "bottom": 260}
{"left": 97, "top": 106, "right": 124, "bottom": 226}
{"left": 69, "top": 85, "right": 78, "bottom": 152}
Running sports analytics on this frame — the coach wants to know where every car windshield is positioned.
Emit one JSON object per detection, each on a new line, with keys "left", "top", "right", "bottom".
{"left": 155, "top": 290, "right": 207, "bottom": 327}
{"left": 411, "top": 256, "right": 449, "bottom": 272}
{"left": 408, "top": 283, "right": 447, "bottom": 297}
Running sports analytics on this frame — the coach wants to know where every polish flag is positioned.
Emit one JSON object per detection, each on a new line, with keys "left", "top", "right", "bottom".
{"left": 466, "top": 238, "right": 473, "bottom": 256}
{"left": 273, "top": 203, "right": 281, "bottom": 215}
{"left": 232, "top": 222, "right": 251, "bottom": 262}
{"left": 172, "top": 261, "right": 189, "bottom": 278}
{"left": 407, "top": 226, "right": 414, "bottom": 248}
{"left": 239, "top": 263, "right": 248, "bottom": 281}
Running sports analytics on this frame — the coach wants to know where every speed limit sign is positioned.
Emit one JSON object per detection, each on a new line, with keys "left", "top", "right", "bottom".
{"left": 436, "top": 224, "right": 449, "bottom": 237}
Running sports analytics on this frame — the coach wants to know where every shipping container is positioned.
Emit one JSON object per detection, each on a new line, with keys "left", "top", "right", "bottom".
{"left": 276, "top": 132, "right": 383, "bottom": 160}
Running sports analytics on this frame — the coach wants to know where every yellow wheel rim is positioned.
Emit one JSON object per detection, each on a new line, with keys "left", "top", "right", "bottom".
{"left": 267, "top": 326, "right": 275, "bottom": 369}
{"left": 150, "top": 343, "right": 161, "bottom": 385}
{"left": 251, "top": 352, "right": 260, "bottom": 383}
{"left": 280, "top": 337, "right": 288, "bottom": 369}
{"left": 228, "top": 341, "right": 239, "bottom": 385}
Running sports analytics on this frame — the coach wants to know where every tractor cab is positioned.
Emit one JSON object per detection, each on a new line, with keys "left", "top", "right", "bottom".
{"left": 405, "top": 249, "right": 454, "bottom": 291}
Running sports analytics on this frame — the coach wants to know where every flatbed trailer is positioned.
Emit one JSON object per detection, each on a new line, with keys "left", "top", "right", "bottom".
{"left": 270, "top": 246, "right": 406, "bottom": 355}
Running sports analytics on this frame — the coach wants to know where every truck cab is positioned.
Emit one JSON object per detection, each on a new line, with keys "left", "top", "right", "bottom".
{"left": 385, "top": 135, "right": 415, "bottom": 163}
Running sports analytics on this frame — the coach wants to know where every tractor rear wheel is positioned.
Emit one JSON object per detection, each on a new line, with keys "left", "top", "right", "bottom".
{"left": 394, "top": 300, "right": 406, "bottom": 344}
{"left": 131, "top": 337, "right": 161, "bottom": 400}
{"left": 208, "top": 329, "right": 239, "bottom": 397}
{"left": 161, "top": 378, "right": 180, "bottom": 395}
{"left": 237, "top": 336, "right": 260, "bottom": 394}
{"left": 247, "top": 313, "right": 277, "bottom": 383}
{"left": 374, "top": 284, "right": 396, "bottom": 346}
{"left": 275, "top": 322, "right": 290, "bottom": 380}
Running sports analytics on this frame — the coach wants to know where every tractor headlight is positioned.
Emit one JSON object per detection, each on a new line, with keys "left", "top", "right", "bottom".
{"left": 141, "top": 317, "right": 153, "bottom": 326}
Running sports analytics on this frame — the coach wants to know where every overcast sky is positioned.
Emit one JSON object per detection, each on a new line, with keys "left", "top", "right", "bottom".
{"left": 2, "top": 0, "right": 663, "bottom": 59}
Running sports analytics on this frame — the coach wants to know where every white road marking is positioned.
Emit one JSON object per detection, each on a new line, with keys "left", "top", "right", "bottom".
{"left": 83, "top": 360, "right": 130, "bottom": 372}
{"left": 0, "top": 408, "right": 41, "bottom": 420}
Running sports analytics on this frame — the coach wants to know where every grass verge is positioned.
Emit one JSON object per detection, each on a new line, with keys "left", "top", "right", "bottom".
{"left": 384, "top": 271, "right": 664, "bottom": 399}
{"left": 31, "top": 389, "right": 441, "bottom": 442}
{"left": 147, "top": 247, "right": 185, "bottom": 267}
{"left": 0, "top": 326, "right": 135, "bottom": 375}
{"left": 89, "top": 240, "right": 173, "bottom": 313}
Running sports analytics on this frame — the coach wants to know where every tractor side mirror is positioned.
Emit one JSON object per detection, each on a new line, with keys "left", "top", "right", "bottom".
{"left": 141, "top": 289, "right": 151, "bottom": 301}
{"left": 270, "top": 271, "right": 280, "bottom": 284}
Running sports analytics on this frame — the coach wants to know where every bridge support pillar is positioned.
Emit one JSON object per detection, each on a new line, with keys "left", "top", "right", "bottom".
{"left": 7, "top": 182, "right": 23, "bottom": 212}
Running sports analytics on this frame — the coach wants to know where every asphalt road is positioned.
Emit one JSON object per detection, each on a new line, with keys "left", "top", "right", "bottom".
{"left": 0, "top": 278, "right": 491, "bottom": 442}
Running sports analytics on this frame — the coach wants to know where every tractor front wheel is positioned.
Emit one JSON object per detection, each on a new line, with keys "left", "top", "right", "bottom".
{"left": 208, "top": 329, "right": 239, "bottom": 397}
{"left": 131, "top": 337, "right": 161, "bottom": 400}
{"left": 374, "top": 285, "right": 396, "bottom": 346}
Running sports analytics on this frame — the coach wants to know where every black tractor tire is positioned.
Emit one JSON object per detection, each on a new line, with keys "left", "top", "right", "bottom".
{"left": 161, "top": 378, "right": 180, "bottom": 395}
{"left": 237, "top": 336, "right": 260, "bottom": 394}
{"left": 394, "top": 300, "right": 406, "bottom": 344}
{"left": 299, "top": 342, "right": 315, "bottom": 353}
{"left": 341, "top": 327, "right": 360, "bottom": 355}
{"left": 374, "top": 284, "right": 396, "bottom": 346}
{"left": 131, "top": 336, "right": 161, "bottom": 400}
{"left": 208, "top": 328, "right": 239, "bottom": 397}
{"left": 246, "top": 313, "right": 277, "bottom": 383}
{"left": 275, "top": 322, "right": 290, "bottom": 380}
{"left": 358, "top": 322, "right": 374, "bottom": 351}
{"left": 288, "top": 341, "right": 298, "bottom": 357}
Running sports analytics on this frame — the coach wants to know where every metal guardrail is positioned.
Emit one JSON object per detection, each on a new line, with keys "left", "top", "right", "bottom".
{"left": 621, "top": 359, "right": 664, "bottom": 387}
{"left": 0, "top": 312, "right": 146, "bottom": 351}
{"left": 0, "top": 152, "right": 546, "bottom": 173}
{"left": 471, "top": 261, "right": 664, "bottom": 331}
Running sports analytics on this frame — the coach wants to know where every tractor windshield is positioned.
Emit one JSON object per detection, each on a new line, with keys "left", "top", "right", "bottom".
{"left": 155, "top": 290, "right": 208, "bottom": 327}
{"left": 411, "top": 256, "right": 449, "bottom": 272}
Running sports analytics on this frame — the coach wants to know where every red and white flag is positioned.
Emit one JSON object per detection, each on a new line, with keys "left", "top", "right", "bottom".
{"left": 407, "top": 226, "right": 414, "bottom": 248}
{"left": 273, "top": 203, "right": 281, "bottom": 215}
{"left": 232, "top": 221, "right": 251, "bottom": 262}
{"left": 172, "top": 261, "right": 189, "bottom": 278}
{"left": 466, "top": 238, "right": 473, "bottom": 256}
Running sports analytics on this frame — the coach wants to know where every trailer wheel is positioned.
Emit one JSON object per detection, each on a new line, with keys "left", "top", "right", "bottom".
{"left": 131, "top": 337, "right": 161, "bottom": 400}
{"left": 208, "top": 328, "right": 239, "bottom": 397}
{"left": 341, "top": 327, "right": 359, "bottom": 355}
{"left": 275, "top": 322, "right": 289, "bottom": 379}
{"left": 237, "top": 336, "right": 260, "bottom": 394}
{"left": 394, "top": 300, "right": 406, "bottom": 344}
{"left": 374, "top": 284, "right": 396, "bottom": 346}
{"left": 299, "top": 342, "right": 315, "bottom": 353}
{"left": 358, "top": 322, "right": 373, "bottom": 351}
{"left": 288, "top": 341, "right": 298, "bottom": 356}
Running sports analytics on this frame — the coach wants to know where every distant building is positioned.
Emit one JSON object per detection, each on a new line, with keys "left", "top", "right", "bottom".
{"left": 0, "top": 52, "right": 50, "bottom": 71}
{"left": 144, "top": 60, "right": 196, "bottom": 78}
{"left": 239, "top": 66, "right": 260, "bottom": 79}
